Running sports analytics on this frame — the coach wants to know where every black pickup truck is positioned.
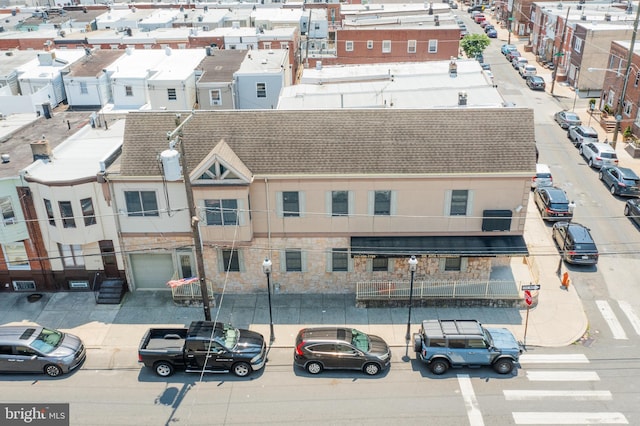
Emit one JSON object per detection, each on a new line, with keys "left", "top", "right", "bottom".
{"left": 138, "top": 321, "right": 267, "bottom": 377}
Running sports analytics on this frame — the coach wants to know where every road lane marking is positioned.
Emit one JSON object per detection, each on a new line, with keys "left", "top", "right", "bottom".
{"left": 526, "top": 370, "right": 600, "bottom": 381}
{"left": 618, "top": 300, "right": 640, "bottom": 336}
{"left": 596, "top": 300, "right": 628, "bottom": 339}
{"left": 512, "top": 412, "right": 628, "bottom": 424}
{"left": 519, "top": 354, "right": 589, "bottom": 364}
{"left": 457, "top": 374, "right": 484, "bottom": 426}
{"left": 504, "top": 390, "right": 612, "bottom": 400}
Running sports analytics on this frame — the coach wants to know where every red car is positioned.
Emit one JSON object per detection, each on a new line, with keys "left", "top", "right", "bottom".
{"left": 474, "top": 14, "right": 486, "bottom": 24}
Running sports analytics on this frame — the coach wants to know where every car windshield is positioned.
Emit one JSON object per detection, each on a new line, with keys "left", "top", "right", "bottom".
{"left": 550, "top": 202, "right": 568, "bottom": 210}
{"left": 221, "top": 324, "right": 239, "bottom": 349}
{"left": 482, "top": 328, "right": 494, "bottom": 347}
{"left": 575, "top": 243, "right": 597, "bottom": 251}
{"left": 622, "top": 178, "right": 639, "bottom": 186}
{"left": 31, "top": 328, "right": 64, "bottom": 354}
{"left": 351, "top": 329, "right": 370, "bottom": 352}
{"left": 566, "top": 113, "right": 580, "bottom": 121}
{"left": 601, "top": 153, "right": 617, "bottom": 159}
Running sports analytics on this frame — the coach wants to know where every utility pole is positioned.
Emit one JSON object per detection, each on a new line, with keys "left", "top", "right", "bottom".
{"left": 612, "top": 2, "right": 640, "bottom": 149}
{"left": 551, "top": 6, "right": 571, "bottom": 96}
{"left": 166, "top": 113, "right": 212, "bottom": 321}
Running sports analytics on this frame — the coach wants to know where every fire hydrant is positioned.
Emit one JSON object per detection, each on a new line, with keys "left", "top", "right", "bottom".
{"left": 562, "top": 272, "right": 570, "bottom": 288}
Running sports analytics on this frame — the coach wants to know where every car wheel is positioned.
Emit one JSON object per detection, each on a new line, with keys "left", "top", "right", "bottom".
{"left": 625, "top": 205, "right": 630, "bottom": 216}
{"left": 363, "top": 362, "right": 381, "bottom": 376}
{"left": 429, "top": 359, "right": 449, "bottom": 375}
{"left": 413, "top": 334, "right": 423, "bottom": 353}
{"left": 154, "top": 361, "right": 174, "bottom": 377}
{"left": 232, "top": 362, "right": 251, "bottom": 377}
{"left": 44, "top": 364, "right": 62, "bottom": 377}
{"left": 588, "top": 158, "right": 594, "bottom": 168}
{"left": 306, "top": 361, "right": 323, "bottom": 375}
{"left": 493, "top": 358, "right": 514, "bottom": 374}
{"left": 599, "top": 171, "right": 604, "bottom": 180}
{"left": 611, "top": 185, "right": 617, "bottom": 195}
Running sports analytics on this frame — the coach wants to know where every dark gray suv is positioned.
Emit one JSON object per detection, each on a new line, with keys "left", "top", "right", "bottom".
{"left": 294, "top": 327, "right": 391, "bottom": 376}
{"left": 0, "top": 325, "right": 86, "bottom": 377}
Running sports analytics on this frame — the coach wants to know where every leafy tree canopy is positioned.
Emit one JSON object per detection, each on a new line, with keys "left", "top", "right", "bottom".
{"left": 460, "top": 34, "right": 491, "bottom": 59}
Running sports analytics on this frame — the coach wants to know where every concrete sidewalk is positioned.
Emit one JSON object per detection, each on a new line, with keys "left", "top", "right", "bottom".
{"left": 0, "top": 197, "right": 587, "bottom": 351}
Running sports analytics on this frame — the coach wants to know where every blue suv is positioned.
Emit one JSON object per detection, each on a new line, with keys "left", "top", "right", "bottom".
{"left": 413, "top": 320, "right": 522, "bottom": 375}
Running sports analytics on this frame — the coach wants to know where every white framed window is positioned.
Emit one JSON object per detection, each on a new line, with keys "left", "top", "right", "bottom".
{"left": 328, "top": 190, "right": 354, "bottom": 216}
{"left": 428, "top": 40, "right": 438, "bottom": 53}
{"left": 44, "top": 199, "right": 55, "bottom": 226}
{"left": 367, "top": 190, "right": 397, "bottom": 216}
{"left": 125, "top": 85, "right": 133, "bottom": 96}
{"left": 124, "top": 190, "right": 159, "bottom": 217}
{"left": 3, "top": 242, "right": 29, "bottom": 270}
{"left": 281, "top": 249, "right": 307, "bottom": 272}
{"left": 624, "top": 100, "right": 633, "bottom": 116}
{"left": 439, "top": 257, "right": 468, "bottom": 272}
{"left": 635, "top": 108, "right": 640, "bottom": 126}
{"left": 606, "top": 89, "right": 615, "bottom": 108}
{"left": 204, "top": 199, "right": 238, "bottom": 225}
{"left": 326, "top": 248, "right": 352, "bottom": 272}
{"left": 276, "top": 191, "right": 305, "bottom": 218}
{"left": 280, "top": 42, "right": 288, "bottom": 49}
{"left": 407, "top": 40, "right": 417, "bottom": 53}
{"left": 574, "top": 37, "right": 583, "bottom": 53}
{"left": 218, "top": 248, "right": 244, "bottom": 272}
{"left": 13, "top": 280, "right": 36, "bottom": 291}
{"left": 367, "top": 257, "right": 394, "bottom": 272}
{"left": 210, "top": 89, "right": 222, "bottom": 106}
{"left": 81, "top": 198, "right": 96, "bottom": 226}
{"left": 345, "top": 41, "right": 354, "bottom": 52}
{"left": 444, "top": 189, "right": 473, "bottom": 216}
{"left": 264, "top": 42, "right": 272, "bottom": 50}
{"left": 382, "top": 40, "right": 391, "bottom": 53}
{"left": 58, "top": 201, "right": 76, "bottom": 228}
{"left": 167, "top": 88, "right": 177, "bottom": 100}
{"left": 0, "top": 196, "right": 16, "bottom": 226}
{"left": 58, "top": 243, "right": 85, "bottom": 268}
{"left": 635, "top": 72, "right": 640, "bottom": 88}
{"left": 80, "top": 82, "right": 88, "bottom": 94}
{"left": 367, "top": 40, "right": 373, "bottom": 50}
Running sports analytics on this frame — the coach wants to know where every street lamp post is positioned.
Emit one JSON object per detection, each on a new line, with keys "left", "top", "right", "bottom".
{"left": 405, "top": 256, "right": 418, "bottom": 342}
{"left": 262, "top": 258, "right": 275, "bottom": 343}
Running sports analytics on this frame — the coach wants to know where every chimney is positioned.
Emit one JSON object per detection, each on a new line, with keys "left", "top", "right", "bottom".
{"left": 31, "top": 137, "right": 52, "bottom": 161}
{"left": 458, "top": 91, "right": 467, "bottom": 106}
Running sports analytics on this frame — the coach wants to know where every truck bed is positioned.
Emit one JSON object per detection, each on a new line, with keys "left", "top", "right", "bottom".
{"left": 140, "top": 328, "right": 188, "bottom": 351}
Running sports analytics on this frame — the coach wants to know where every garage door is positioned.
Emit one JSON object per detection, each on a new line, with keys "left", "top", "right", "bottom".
{"left": 130, "top": 254, "right": 174, "bottom": 290}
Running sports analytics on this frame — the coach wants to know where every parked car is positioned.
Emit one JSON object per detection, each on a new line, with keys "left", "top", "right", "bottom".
{"left": 506, "top": 50, "right": 521, "bottom": 62}
{"left": 470, "top": 10, "right": 482, "bottom": 18}
{"left": 554, "top": 110, "right": 582, "bottom": 129}
{"left": 534, "top": 186, "right": 573, "bottom": 221}
{"left": 450, "top": 1, "right": 458, "bottom": 9}
{"left": 552, "top": 222, "right": 599, "bottom": 265}
{"left": 568, "top": 125, "right": 599, "bottom": 147}
{"left": 531, "top": 163, "right": 553, "bottom": 189}
{"left": 624, "top": 198, "right": 640, "bottom": 226}
{"left": 0, "top": 325, "right": 86, "bottom": 377}
{"left": 487, "top": 28, "right": 498, "bottom": 38}
{"left": 599, "top": 166, "right": 640, "bottom": 196}
{"left": 526, "top": 75, "right": 546, "bottom": 90}
{"left": 579, "top": 142, "right": 618, "bottom": 169}
{"left": 413, "top": 319, "right": 522, "bottom": 375}
{"left": 480, "top": 20, "right": 492, "bottom": 28}
{"left": 512, "top": 57, "right": 529, "bottom": 70}
{"left": 468, "top": 4, "right": 484, "bottom": 12}
{"left": 484, "top": 24, "right": 495, "bottom": 32}
{"left": 294, "top": 327, "right": 391, "bottom": 376}
{"left": 481, "top": 62, "right": 491, "bottom": 71}
{"left": 460, "top": 30, "right": 469, "bottom": 39}
{"left": 519, "top": 64, "right": 537, "bottom": 78}
{"left": 138, "top": 321, "right": 267, "bottom": 377}
{"left": 474, "top": 14, "right": 486, "bottom": 24}
{"left": 501, "top": 44, "right": 518, "bottom": 56}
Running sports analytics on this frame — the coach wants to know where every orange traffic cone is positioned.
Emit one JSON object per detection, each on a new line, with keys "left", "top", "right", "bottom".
{"left": 562, "top": 272, "right": 570, "bottom": 289}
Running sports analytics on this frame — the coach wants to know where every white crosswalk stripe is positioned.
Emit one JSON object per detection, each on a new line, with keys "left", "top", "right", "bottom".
{"left": 617, "top": 300, "right": 640, "bottom": 336}
{"left": 596, "top": 300, "right": 628, "bottom": 339}
{"left": 526, "top": 370, "right": 600, "bottom": 381}
{"left": 519, "top": 353, "right": 589, "bottom": 364}
{"left": 504, "top": 390, "right": 612, "bottom": 401}
{"left": 512, "top": 412, "right": 628, "bottom": 424}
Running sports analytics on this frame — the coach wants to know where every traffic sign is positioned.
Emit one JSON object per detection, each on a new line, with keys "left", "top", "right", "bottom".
{"left": 521, "top": 284, "right": 541, "bottom": 291}
{"left": 524, "top": 290, "right": 533, "bottom": 306}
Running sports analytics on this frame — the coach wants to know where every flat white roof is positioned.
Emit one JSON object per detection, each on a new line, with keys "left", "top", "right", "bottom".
{"left": 23, "top": 119, "right": 125, "bottom": 183}
{"left": 108, "top": 48, "right": 206, "bottom": 79}
{"left": 278, "top": 59, "right": 504, "bottom": 109}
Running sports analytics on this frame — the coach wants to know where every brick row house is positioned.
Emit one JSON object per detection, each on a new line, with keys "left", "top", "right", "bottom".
{"left": 103, "top": 108, "right": 534, "bottom": 294}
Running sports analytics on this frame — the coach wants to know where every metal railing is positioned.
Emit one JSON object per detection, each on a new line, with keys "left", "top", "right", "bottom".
{"left": 356, "top": 279, "right": 519, "bottom": 300}
{"left": 171, "top": 281, "right": 215, "bottom": 302}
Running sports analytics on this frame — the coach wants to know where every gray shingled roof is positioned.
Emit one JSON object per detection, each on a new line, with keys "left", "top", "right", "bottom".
{"left": 119, "top": 109, "right": 535, "bottom": 177}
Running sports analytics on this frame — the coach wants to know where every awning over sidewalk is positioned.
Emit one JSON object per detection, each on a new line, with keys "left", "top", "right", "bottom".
{"left": 350, "top": 235, "right": 529, "bottom": 257}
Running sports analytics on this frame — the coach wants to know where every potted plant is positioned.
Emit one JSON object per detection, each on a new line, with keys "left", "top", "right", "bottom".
{"left": 623, "top": 126, "right": 634, "bottom": 142}
{"left": 588, "top": 98, "right": 597, "bottom": 113}
{"left": 602, "top": 104, "right": 613, "bottom": 117}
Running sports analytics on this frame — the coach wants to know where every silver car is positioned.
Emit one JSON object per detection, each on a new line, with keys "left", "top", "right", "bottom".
{"left": 0, "top": 325, "right": 86, "bottom": 377}
{"left": 579, "top": 142, "right": 619, "bottom": 169}
{"left": 554, "top": 110, "right": 582, "bottom": 129}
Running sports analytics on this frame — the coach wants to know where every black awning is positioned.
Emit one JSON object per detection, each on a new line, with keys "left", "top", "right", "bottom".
{"left": 350, "top": 235, "right": 528, "bottom": 257}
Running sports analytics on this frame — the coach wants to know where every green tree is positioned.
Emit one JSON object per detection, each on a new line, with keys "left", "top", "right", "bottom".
{"left": 460, "top": 34, "right": 491, "bottom": 59}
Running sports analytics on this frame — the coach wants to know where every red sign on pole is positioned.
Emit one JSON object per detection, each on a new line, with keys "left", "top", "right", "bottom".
{"left": 524, "top": 290, "right": 533, "bottom": 306}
